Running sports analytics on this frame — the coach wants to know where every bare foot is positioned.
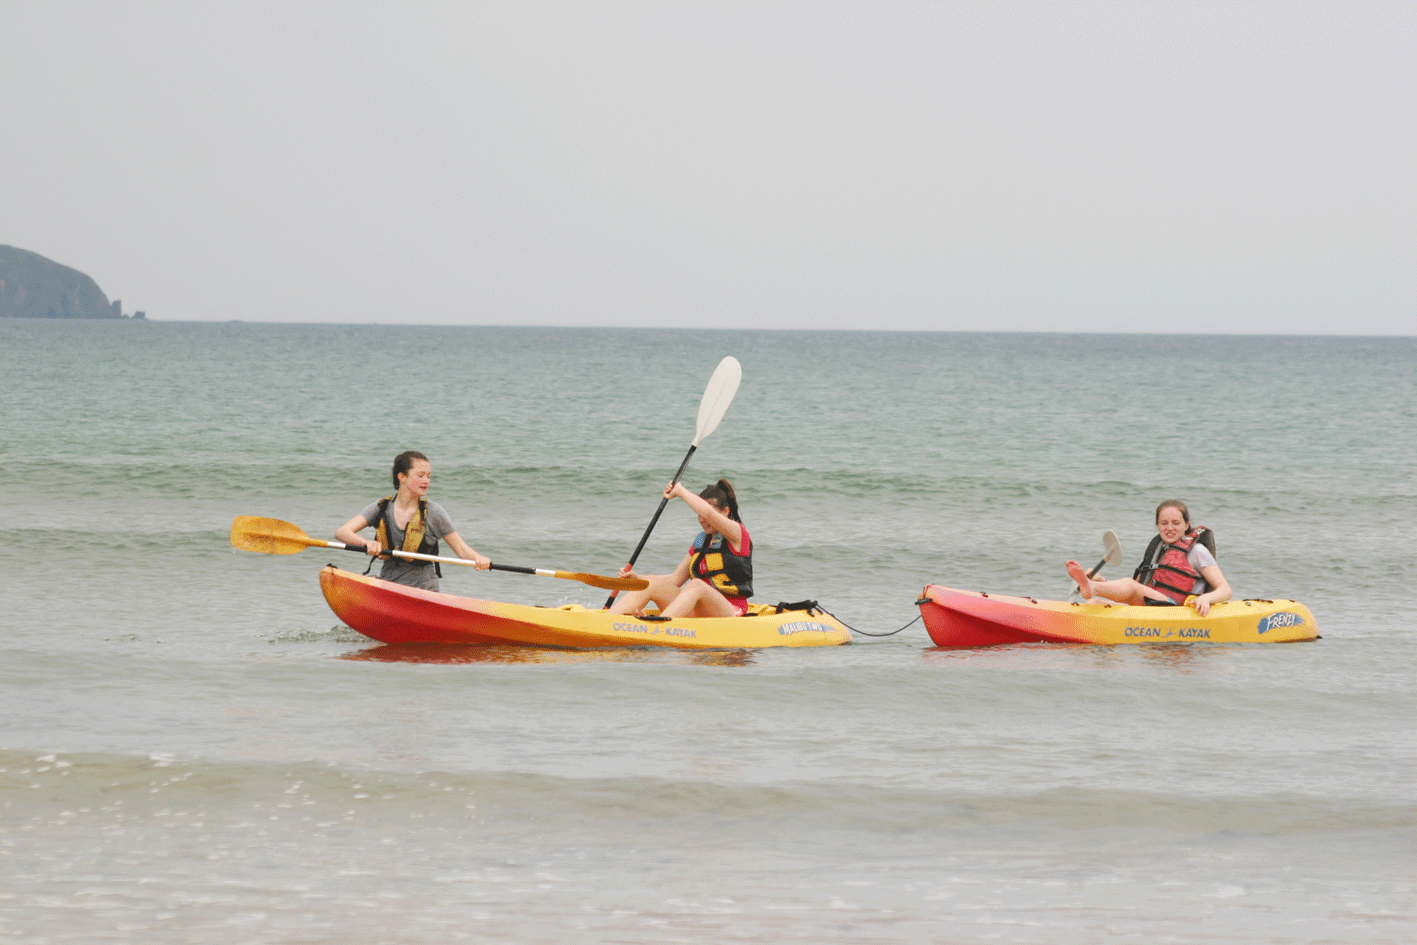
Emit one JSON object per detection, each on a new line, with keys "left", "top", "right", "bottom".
{"left": 1065, "top": 560, "right": 1093, "bottom": 599}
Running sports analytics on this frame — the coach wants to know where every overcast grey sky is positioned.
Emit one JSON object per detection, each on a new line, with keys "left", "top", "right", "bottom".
{"left": 2, "top": 1, "right": 1412, "bottom": 333}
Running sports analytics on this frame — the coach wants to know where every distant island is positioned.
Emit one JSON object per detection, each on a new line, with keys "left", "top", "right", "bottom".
{"left": 0, "top": 245, "right": 145, "bottom": 319}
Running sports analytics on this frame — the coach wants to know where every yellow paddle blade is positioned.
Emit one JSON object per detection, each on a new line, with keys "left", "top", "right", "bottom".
{"left": 231, "top": 515, "right": 649, "bottom": 591}
{"left": 230, "top": 515, "right": 325, "bottom": 555}
{"left": 556, "top": 571, "right": 649, "bottom": 592}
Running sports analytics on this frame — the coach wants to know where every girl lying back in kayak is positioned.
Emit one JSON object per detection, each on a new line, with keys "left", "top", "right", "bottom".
{"left": 334, "top": 450, "right": 490, "bottom": 591}
{"left": 610, "top": 479, "right": 753, "bottom": 618}
{"left": 1067, "top": 499, "right": 1232, "bottom": 616}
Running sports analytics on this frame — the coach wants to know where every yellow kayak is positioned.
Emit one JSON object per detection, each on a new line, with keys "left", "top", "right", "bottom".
{"left": 320, "top": 566, "right": 851, "bottom": 649}
{"left": 919, "top": 584, "right": 1319, "bottom": 648}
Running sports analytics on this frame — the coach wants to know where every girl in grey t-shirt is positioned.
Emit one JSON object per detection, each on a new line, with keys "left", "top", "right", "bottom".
{"left": 334, "top": 450, "right": 489, "bottom": 591}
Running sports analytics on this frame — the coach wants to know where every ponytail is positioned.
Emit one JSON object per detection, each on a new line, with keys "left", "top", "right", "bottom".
{"left": 699, "top": 479, "right": 741, "bottom": 521}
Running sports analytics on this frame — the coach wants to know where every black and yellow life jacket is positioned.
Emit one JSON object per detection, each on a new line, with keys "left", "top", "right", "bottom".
{"left": 689, "top": 528, "right": 753, "bottom": 599}
{"left": 373, "top": 495, "right": 441, "bottom": 576}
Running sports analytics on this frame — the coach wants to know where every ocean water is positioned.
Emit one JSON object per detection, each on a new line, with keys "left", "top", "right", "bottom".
{"left": 1, "top": 320, "right": 1413, "bottom": 943}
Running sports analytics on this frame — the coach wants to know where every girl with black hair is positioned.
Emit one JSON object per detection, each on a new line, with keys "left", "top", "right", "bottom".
{"left": 334, "top": 450, "right": 489, "bottom": 591}
{"left": 609, "top": 479, "right": 753, "bottom": 618}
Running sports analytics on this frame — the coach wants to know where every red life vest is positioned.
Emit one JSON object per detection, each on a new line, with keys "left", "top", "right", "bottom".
{"left": 1135, "top": 527, "right": 1210, "bottom": 604}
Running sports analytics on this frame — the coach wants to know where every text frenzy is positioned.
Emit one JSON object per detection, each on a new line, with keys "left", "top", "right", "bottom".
{"left": 1257, "top": 612, "right": 1303, "bottom": 635}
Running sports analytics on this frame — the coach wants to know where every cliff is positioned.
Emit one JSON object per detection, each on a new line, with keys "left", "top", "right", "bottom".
{"left": 0, "top": 245, "right": 144, "bottom": 319}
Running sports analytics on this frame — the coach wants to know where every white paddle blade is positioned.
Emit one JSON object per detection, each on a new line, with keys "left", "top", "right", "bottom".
{"left": 692, "top": 356, "right": 742, "bottom": 446}
{"left": 1102, "top": 529, "right": 1123, "bottom": 569}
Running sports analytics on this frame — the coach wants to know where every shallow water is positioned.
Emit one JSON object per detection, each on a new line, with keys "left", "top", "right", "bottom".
{"left": 2, "top": 322, "right": 1413, "bottom": 942}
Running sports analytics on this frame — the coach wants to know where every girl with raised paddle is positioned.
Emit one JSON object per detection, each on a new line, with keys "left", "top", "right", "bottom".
{"left": 609, "top": 479, "right": 752, "bottom": 619}
{"left": 335, "top": 450, "right": 489, "bottom": 591}
{"left": 1066, "top": 499, "right": 1232, "bottom": 616}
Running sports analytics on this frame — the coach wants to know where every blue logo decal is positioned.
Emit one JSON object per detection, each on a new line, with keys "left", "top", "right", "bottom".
{"left": 1257, "top": 612, "right": 1303, "bottom": 635}
{"left": 779, "top": 621, "right": 828, "bottom": 636}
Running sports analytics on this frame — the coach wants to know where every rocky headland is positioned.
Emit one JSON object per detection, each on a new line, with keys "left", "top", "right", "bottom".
{"left": 0, "top": 245, "right": 145, "bottom": 319}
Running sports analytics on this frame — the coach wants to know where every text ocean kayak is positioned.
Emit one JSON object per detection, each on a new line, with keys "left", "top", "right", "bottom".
{"left": 320, "top": 566, "right": 852, "bottom": 649}
{"left": 918, "top": 584, "right": 1318, "bottom": 648}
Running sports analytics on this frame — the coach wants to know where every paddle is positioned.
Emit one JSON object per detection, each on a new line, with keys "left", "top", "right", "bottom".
{"left": 229, "top": 516, "right": 648, "bottom": 592}
{"left": 602, "top": 355, "right": 743, "bottom": 608}
{"left": 1068, "top": 529, "right": 1123, "bottom": 601}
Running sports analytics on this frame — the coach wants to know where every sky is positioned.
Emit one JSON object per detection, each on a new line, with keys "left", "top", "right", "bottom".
{"left": 2, "top": 1, "right": 1413, "bottom": 333}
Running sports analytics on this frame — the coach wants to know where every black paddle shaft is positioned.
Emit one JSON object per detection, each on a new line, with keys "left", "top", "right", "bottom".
{"left": 351, "top": 542, "right": 526, "bottom": 575}
{"left": 602, "top": 443, "right": 697, "bottom": 608}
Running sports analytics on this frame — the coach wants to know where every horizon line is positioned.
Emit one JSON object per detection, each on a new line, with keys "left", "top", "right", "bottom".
{"left": 6, "top": 318, "right": 1412, "bottom": 339}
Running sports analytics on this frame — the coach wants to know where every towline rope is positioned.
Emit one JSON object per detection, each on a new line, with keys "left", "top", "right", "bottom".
{"left": 833, "top": 609, "right": 923, "bottom": 638}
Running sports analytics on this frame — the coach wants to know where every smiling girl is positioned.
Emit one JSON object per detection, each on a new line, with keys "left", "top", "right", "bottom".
{"left": 335, "top": 450, "right": 489, "bottom": 591}
{"left": 1066, "top": 499, "right": 1232, "bottom": 616}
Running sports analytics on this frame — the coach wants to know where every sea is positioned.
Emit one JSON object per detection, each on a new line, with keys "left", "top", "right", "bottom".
{"left": 1, "top": 320, "right": 1413, "bottom": 944}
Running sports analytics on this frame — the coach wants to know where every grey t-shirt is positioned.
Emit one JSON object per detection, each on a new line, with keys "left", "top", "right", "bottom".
{"left": 358, "top": 499, "right": 456, "bottom": 591}
{"left": 1185, "top": 543, "right": 1218, "bottom": 595}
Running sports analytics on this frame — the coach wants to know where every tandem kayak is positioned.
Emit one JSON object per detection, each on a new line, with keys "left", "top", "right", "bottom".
{"left": 320, "top": 566, "right": 852, "bottom": 649}
{"left": 918, "top": 584, "right": 1318, "bottom": 649}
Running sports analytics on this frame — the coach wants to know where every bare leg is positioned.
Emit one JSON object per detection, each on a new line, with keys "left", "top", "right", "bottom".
{"left": 1084, "top": 577, "right": 1150, "bottom": 604}
{"left": 659, "top": 578, "right": 738, "bottom": 619}
{"left": 609, "top": 574, "right": 683, "bottom": 615}
{"left": 1066, "top": 563, "right": 1170, "bottom": 606}
{"left": 1065, "top": 560, "right": 1094, "bottom": 599}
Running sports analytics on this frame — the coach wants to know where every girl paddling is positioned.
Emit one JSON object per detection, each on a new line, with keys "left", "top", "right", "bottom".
{"left": 1067, "top": 499, "right": 1232, "bottom": 616}
{"left": 335, "top": 450, "right": 489, "bottom": 591}
{"left": 610, "top": 479, "right": 752, "bottom": 619}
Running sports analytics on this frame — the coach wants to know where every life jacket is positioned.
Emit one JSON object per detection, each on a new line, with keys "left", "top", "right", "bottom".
{"left": 373, "top": 495, "right": 441, "bottom": 576}
{"left": 689, "top": 527, "right": 753, "bottom": 600}
{"left": 1134, "top": 527, "right": 1214, "bottom": 603}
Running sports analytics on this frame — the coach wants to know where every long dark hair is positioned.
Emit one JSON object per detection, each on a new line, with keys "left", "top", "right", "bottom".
{"left": 699, "top": 479, "right": 741, "bottom": 521}
{"left": 1155, "top": 499, "right": 1191, "bottom": 526}
{"left": 392, "top": 450, "right": 429, "bottom": 488}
